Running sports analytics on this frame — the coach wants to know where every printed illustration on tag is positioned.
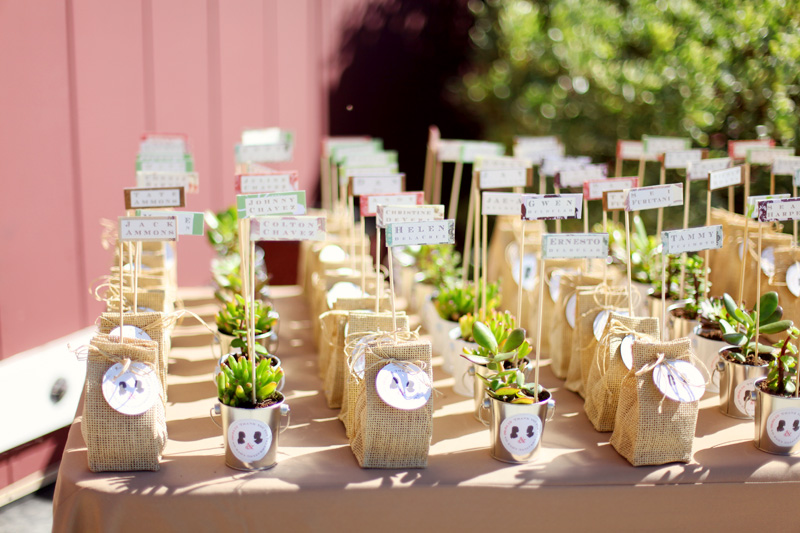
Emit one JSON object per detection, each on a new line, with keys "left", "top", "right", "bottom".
{"left": 108, "top": 325, "right": 152, "bottom": 342}
{"left": 593, "top": 310, "right": 629, "bottom": 342}
{"left": 734, "top": 377, "right": 758, "bottom": 416}
{"left": 652, "top": 360, "right": 706, "bottom": 402}
{"left": 102, "top": 362, "right": 159, "bottom": 415}
{"left": 766, "top": 407, "right": 800, "bottom": 448}
{"left": 565, "top": 294, "right": 577, "bottom": 329}
{"left": 787, "top": 262, "right": 800, "bottom": 297}
{"left": 620, "top": 335, "right": 635, "bottom": 370}
{"left": 376, "top": 362, "right": 431, "bottom": 410}
{"left": 512, "top": 254, "right": 538, "bottom": 291}
{"left": 499, "top": 413, "right": 542, "bottom": 456}
{"left": 227, "top": 418, "right": 272, "bottom": 463}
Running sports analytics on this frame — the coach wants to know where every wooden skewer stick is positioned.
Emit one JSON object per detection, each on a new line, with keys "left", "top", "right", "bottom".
{"left": 656, "top": 162, "right": 666, "bottom": 238}
{"left": 249, "top": 224, "right": 257, "bottom": 405}
{"left": 738, "top": 214, "right": 750, "bottom": 306}
{"left": 462, "top": 173, "right": 476, "bottom": 285}
{"left": 534, "top": 252, "right": 545, "bottom": 403}
{"left": 375, "top": 226, "right": 381, "bottom": 315}
{"left": 349, "top": 195, "right": 356, "bottom": 272}
{"left": 703, "top": 189, "right": 712, "bottom": 299}
{"left": 770, "top": 171, "right": 775, "bottom": 196}
{"left": 481, "top": 212, "right": 488, "bottom": 319}
{"left": 517, "top": 222, "right": 525, "bottom": 322}
{"left": 473, "top": 186, "right": 481, "bottom": 317}
{"left": 754, "top": 222, "right": 763, "bottom": 361}
{"left": 728, "top": 185, "right": 734, "bottom": 212}
{"left": 448, "top": 160, "right": 464, "bottom": 221}
{"left": 361, "top": 215, "right": 367, "bottom": 295}
{"left": 625, "top": 209, "right": 634, "bottom": 317}
{"left": 661, "top": 249, "right": 668, "bottom": 340}
{"left": 387, "top": 246, "right": 398, "bottom": 336}
{"left": 678, "top": 177, "right": 691, "bottom": 299}
{"left": 433, "top": 160, "right": 444, "bottom": 205}
{"left": 118, "top": 241, "right": 124, "bottom": 343}
{"left": 554, "top": 186, "right": 562, "bottom": 233}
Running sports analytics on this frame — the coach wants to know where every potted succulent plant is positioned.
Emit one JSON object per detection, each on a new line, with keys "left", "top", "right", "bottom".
{"left": 216, "top": 294, "right": 279, "bottom": 356}
{"left": 463, "top": 322, "right": 555, "bottom": 463}
{"left": 448, "top": 310, "right": 512, "bottom": 397}
{"left": 211, "top": 338, "right": 290, "bottom": 470}
{"left": 409, "top": 244, "right": 461, "bottom": 319}
{"left": 211, "top": 252, "right": 270, "bottom": 303}
{"left": 205, "top": 206, "right": 239, "bottom": 257}
{"left": 716, "top": 292, "right": 791, "bottom": 418}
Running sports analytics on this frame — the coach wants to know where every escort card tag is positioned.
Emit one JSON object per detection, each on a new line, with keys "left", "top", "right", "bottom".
{"left": 236, "top": 191, "right": 307, "bottom": 219}
{"left": 124, "top": 187, "right": 185, "bottom": 209}
{"left": 541, "top": 233, "right": 609, "bottom": 259}
{"left": 479, "top": 168, "right": 531, "bottom": 189}
{"left": 772, "top": 156, "right": 800, "bottom": 176}
{"left": 687, "top": 157, "right": 732, "bottom": 181}
{"left": 653, "top": 360, "right": 706, "bottom": 402}
{"left": 482, "top": 192, "right": 523, "bottom": 216}
{"left": 555, "top": 164, "right": 608, "bottom": 188}
{"left": 250, "top": 216, "right": 326, "bottom": 241}
{"left": 521, "top": 194, "right": 583, "bottom": 220}
{"left": 376, "top": 204, "right": 444, "bottom": 228}
{"left": 135, "top": 210, "right": 204, "bottom": 236}
{"left": 758, "top": 197, "right": 800, "bottom": 222}
{"left": 136, "top": 171, "right": 199, "bottom": 193}
{"left": 330, "top": 139, "right": 381, "bottom": 162}
{"left": 236, "top": 172, "right": 299, "bottom": 194}
{"left": 661, "top": 225, "right": 723, "bottom": 255}
{"left": 460, "top": 141, "right": 505, "bottom": 163}
{"left": 514, "top": 135, "right": 560, "bottom": 149}
{"left": 241, "top": 127, "right": 292, "bottom": 146}
{"left": 360, "top": 191, "right": 424, "bottom": 216}
{"left": 235, "top": 142, "right": 293, "bottom": 163}
{"left": 375, "top": 362, "right": 432, "bottom": 410}
{"left": 747, "top": 147, "right": 795, "bottom": 165}
{"left": 136, "top": 153, "right": 193, "bottom": 173}
{"left": 729, "top": 139, "right": 774, "bottom": 160}
{"left": 385, "top": 219, "right": 456, "bottom": 247}
{"left": 617, "top": 140, "right": 657, "bottom": 162}
{"left": 747, "top": 194, "right": 790, "bottom": 218}
{"left": 119, "top": 216, "right": 178, "bottom": 241}
{"left": 642, "top": 135, "right": 691, "bottom": 155}
{"left": 340, "top": 150, "right": 398, "bottom": 168}
{"left": 349, "top": 174, "right": 405, "bottom": 197}
{"left": 603, "top": 190, "right": 628, "bottom": 211}
{"left": 540, "top": 156, "right": 591, "bottom": 178}
{"left": 437, "top": 140, "right": 464, "bottom": 162}
{"left": 625, "top": 184, "right": 683, "bottom": 211}
{"left": 338, "top": 165, "right": 399, "bottom": 185}
{"left": 102, "top": 362, "right": 160, "bottom": 416}
{"left": 620, "top": 334, "right": 635, "bottom": 369}
{"left": 474, "top": 155, "right": 531, "bottom": 170}
{"left": 708, "top": 166, "right": 744, "bottom": 190}
{"left": 227, "top": 418, "right": 272, "bottom": 463}
{"left": 583, "top": 177, "right": 638, "bottom": 201}
{"left": 139, "top": 133, "right": 187, "bottom": 157}
{"left": 512, "top": 254, "right": 537, "bottom": 291}
{"left": 663, "top": 149, "right": 705, "bottom": 170}
{"left": 513, "top": 144, "right": 565, "bottom": 165}
{"left": 565, "top": 294, "right": 577, "bottom": 329}
{"left": 593, "top": 309, "right": 629, "bottom": 341}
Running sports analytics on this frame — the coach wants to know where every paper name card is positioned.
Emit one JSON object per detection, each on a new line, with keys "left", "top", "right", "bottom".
{"left": 603, "top": 190, "right": 628, "bottom": 211}
{"left": 338, "top": 165, "right": 399, "bottom": 185}
{"left": 521, "top": 194, "right": 583, "bottom": 220}
{"left": 331, "top": 140, "right": 382, "bottom": 163}
{"left": 235, "top": 141, "right": 293, "bottom": 163}
{"left": 479, "top": 168, "right": 532, "bottom": 189}
{"left": 555, "top": 164, "right": 607, "bottom": 188}
{"left": 349, "top": 174, "right": 405, "bottom": 197}
{"left": 236, "top": 191, "right": 307, "bottom": 219}
{"left": 772, "top": 156, "right": 800, "bottom": 176}
{"left": 482, "top": 192, "right": 523, "bottom": 216}
{"left": 625, "top": 184, "right": 683, "bottom": 211}
{"left": 340, "top": 150, "right": 398, "bottom": 168}
{"left": 119, "top": 216, "right": 178, "bottom": 241}
{"left": 360, "top": 191, "right": 424, "bottom": 216}
{"left": 708, "top": 166, "right": 743, "bottom": 190}
{"left": 747, "top": 194, "right": 790, "bottom": 218}
{"left": 460, "top": 141, "right": 505, "bottom": 163}
{"left": 661, "top": 225, "right": 723, "bottom": 255}
{"left": 687, "top": 157, "right": 732, "bottom": 181}
{"left": 795, "top": 169, "right": 800, "bottom": 188}
{"left": 758, "top": 198, "right": 800, "bottom": 222}
{"left": 250, "top": 216, "right": 326, "bottom": 241}
{"left": 323, "top": 136, "right": 372, "bottom": 156}
{"left": 384, "top": 220, "right": 456, "bottom": 247}
{"left": 513, "top": 144, "right": 565, "bottom": 165}
{"left": 729, "top": 139, "right": 774, "bottom": 160}
{"left": 135, "top": 210, "right": 204, "bottom": 236}
{"left": 540, "top": 156, "right": 591, "bottom": 178}
{"left": 642, "top": 135, "right": 691, "bottom": 155}
{"left": 616, "top": 140, "right": 657, "bottom": 162}
{"left": 541, "top": 233, "right": 609, "bottom": 259}
{"left": 241, "top": 128, "right": 292, "bottom": 146}
{"left": 583, "top": 177, "right": 639, "bottom": 201}
{"left": 747, "top": 147, "right": 795, "bottom": 165}
{"left": 136, "top": 171, "right": 199, "bottom": 194}
{"left": 513, "top": 135, "right": 560, "bottom": 149}
{"left": 437, "top": 139, "right": 463, "bottom": 162}
{"left": 663, "top": 149, "right": 705, "bottom": 170}
{"left": 377, "top": 205, "right": 444, "bottom": 228}
{"left": 124, "top": 187, "right": 185, "bottom": 209}
{"left": 235, "top": 172, "right": 299, "bottom": 194}
{"left": 139, "top": 133, "right": 187, "bottom": 157}
{"left": 474, "top": 156, "right": 531, "bottom": 171}
{"left": 136, "top": 153, "right": 193, "bottom": 173}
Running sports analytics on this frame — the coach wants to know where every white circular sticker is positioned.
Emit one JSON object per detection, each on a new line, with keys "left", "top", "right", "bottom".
{"left": 108, "top": 325, "right": 152, "bottom": 342}
{"left": 512, "top": 254, "right": 538, "bottom": 291}
{"left": 227, "top": 418, "right": 272, "bottom": 463}
{"left": 761, "top": 247, "right": 776, "bottom": 277}
{"left": 101, "top": 362, "right": 159, "bottom": 415}
{"left": 766, "top": 407, "right": 800, "bottom": 448}
{"left": 326, "top": 281, "right": 363, "bottom": 308}
{"left": 787, "top": 262, "right": 800, "bottom": 297}
{"left": 734, "top": 377, "right": 759, "bottom": 417}
{"left": 565, "top": 294, "right": 577, "bottom": 329}
{"left": 620, "top": 334, "right": 635, "bottom": 370}
{"left": 593, "top": 310, "right": 630, "bottom": 341}
{"left": 375, "top": 362, "right": 431, "bottom": 410}
{"left": 652, "top": 360, "right": 706, "bottom": 403}
{"left": 499, "top": 413, "right": 542, "bottom": 456}
{"left": 319, "top": 244, "right": 346, "bottom": 263}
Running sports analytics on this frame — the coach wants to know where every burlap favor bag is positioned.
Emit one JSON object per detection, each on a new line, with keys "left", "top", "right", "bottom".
{"left": 565, "top": 285, "right": 629, "bottom": 397}
{"left": 105, "top": 287, "right": 175, "bottom": 315}
{"left": 334, "top": 296, "right": 391, "bottom": 312}
{"left": 81, "top": 334, "right": 167, "bottom": 472}
{"left": 318, "top": 311, "right": 349, "bottom": 379}
{"left": 584, "top": 315, "right": 660, "bottom": 432}
{"left": 535, "top": 260, "right": 583, "bottom": 359}
{"left": 351, "top": 338, "right": 433, "bottom": 468}
{"left": 552, "top": 272, "right": 604, "bottom": 380}
{"left": 610, "top": 338, "right": 699, "bottom": 466}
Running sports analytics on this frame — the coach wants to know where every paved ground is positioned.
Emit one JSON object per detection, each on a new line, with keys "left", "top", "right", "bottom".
{"left": 0, "top": 483, "right": 54, "bottom": 533}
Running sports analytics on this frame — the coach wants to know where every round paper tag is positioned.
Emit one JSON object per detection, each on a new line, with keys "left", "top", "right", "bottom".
{"left": 787, "top": 262, "right": 800, "bottom": 297}
{"left": 108, "top": 325, "right": 152, "bottom": 342}
{"left": 761, "top": 247, "right": 776, "bottom": 277}
{"left": 227, "top": 418, "right": 272, "bottom": 463}
{"left": 738, "top": 243, "right": 744, "bottom": 261}
{"left": 512, "top": 254, "right": 538, "bottom": 291}
{"left": 326, "top": 281, "right": 363, "bottom": 308}
{"left": 593, "top": 310, "right": 630, "bottom": 342}
{"left": 137, "top": 306, "right": 156, "bottom": 313}
{"left": 565, "top": 294, "right": 577, "bottom": 329}
{"left": 505, "top": 242, "right": 519, "bottom": 265}
{"left": 734, "top": 377, "right": 758, "bottom": 417}
{"left": 102, "top": 362, "right": 159, "bottom": 415}
{"left": 319, "top": 244, "right": 346, "bottom": 263}
{"left": 652, "top": 360, "right": 706, "bottom": 402}
{"left": 375, "top": 362, "right": 431, "bottom": 410}
{"left": 766, "top": 407, "right": 800, "bottom": 448}
{"left": 499, "top": 413, "right": 542, "bottom": 456}
{"left": 620, "top": 334, "right": 635, "bottom": 370}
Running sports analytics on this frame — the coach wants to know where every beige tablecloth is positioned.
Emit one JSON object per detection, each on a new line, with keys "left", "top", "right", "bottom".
{"left": 53, "top": 287, "right": 800, "bottom": 532}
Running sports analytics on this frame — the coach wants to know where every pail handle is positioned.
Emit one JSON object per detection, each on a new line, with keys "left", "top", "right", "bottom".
{"left": 279, "top": 403, "right": 291, "bottom": 433}
{"left": 461, "top": 365, "right": 474, "bottom": 392}
{"left": 209, "top": 404, "right": 222, "bottom": 429}
{"left": 479, "top": 397, "right": 491, "bottom": 426}
{"left": 545, "top": 399, "right": 556, "bottom": 422}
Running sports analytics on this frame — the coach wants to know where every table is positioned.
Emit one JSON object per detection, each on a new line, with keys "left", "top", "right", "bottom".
{"left": 53, "top": 287, "right": 800, "bottom": 532}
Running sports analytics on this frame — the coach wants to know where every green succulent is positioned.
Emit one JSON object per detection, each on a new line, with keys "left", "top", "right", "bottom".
{"left": 205, "top": 206, "right": 239, "bottom": 257}
{"left": 602, "top": 216, "right": 661, "bottom": 285}
{"left": 216, "top": 294, "right": 277, "bottom": 339}
{"left": 719, "top": 292, "right": 792, "bottom": 363}
{"left": 459, "top": 309, "right": 518, "bottom": 343}
{"left": 763, "top": 326, "right": 800, "bottom": 397}
{"left": 435, "top": 281, "right": 501, "bottom": 322}
{"left": 408, "top": 244, "right": 462, "bottom": 286}
{"left": 212, "top": 253, "right": 268, "bottom": 303}
{"left": 216, "top": 351, "right": 283, "bottom": 408}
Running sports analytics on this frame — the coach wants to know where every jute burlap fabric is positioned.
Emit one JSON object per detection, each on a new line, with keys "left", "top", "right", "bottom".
{"left": 81, "top": 334, "right": 167, "bottom": 472}
{"left": 105, "top": 288, "right": 175, "bottom": 315}
{"left": 564, "top": 285, "right": 629, "bottom": 397}
{"left": 110, "top": 268, "right": 173, "bottom": 291}
{"left": 351, "top": 338, "right": 432, "bottom": 468}
{"left": 333, "top": 296, "right": 391, "bottom": 312}
{"left": 318, "top": 311, "right": 349, "bottom": 379}
{"left": 584, "top": 314, "right": 660, "bottom": 432}
{"left": 610, "top": 337, "right": 698, "bottom": 466}
{"left": 310, "top": 271, "right": 380, "bottom": 344}
{"left": 534, "top": 260, "right": 583, "bottom": 359}
{"left": 553, "top": 272, "right": 604, "bottom": 380}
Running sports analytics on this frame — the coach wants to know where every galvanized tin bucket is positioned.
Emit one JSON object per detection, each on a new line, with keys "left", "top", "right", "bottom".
{"left": 751, "top": 379, "right": 800, "bottom": 455}
{"left": 449, "top": 327, "right": 477, "bottom": 397}
{"left": 717, "top": 347, "right": 769, "bottom": 419}
{"left": 480, "top": 392, "right": 555, "bottom": 463}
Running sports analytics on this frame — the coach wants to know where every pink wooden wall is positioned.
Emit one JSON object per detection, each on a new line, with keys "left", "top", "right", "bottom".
{"left": 0, "top": 0, "right": 372, "bottom": 359}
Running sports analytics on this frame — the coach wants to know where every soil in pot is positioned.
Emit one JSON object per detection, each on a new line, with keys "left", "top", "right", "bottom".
{"left": 721, "top": 347, "right": 771, "bottom": 366}
{"left": 671, "top": 307, "right": 698, "bottom": 321}
{"left": 695, "top": 318, "right": 724, "bottom": 341}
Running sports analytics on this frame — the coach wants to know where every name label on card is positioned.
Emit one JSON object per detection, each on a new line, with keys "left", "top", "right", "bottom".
{"left": 124, "top": 187, "right": 185, "bottom": 209}
{"left": 135, "top": 210, "right": 204, "bottom": 236}
{"left": 119, "top": 216, "right": 178, "bottom": 241}
{"left": 514, "top": 135, "right": 560, "bottom": 149}
{"left": 437, "top": 140, "right": 463, "bottom": 162}
{"left": 460, "top": 141, "right": 505, "bottom": 163}
{"left": 349, "top": 174, "right": 405, "bottom": 197}
{"left": 708, "top": 166, "right": 743, "bottom": 190}
{"left": 625, "top": 184, "right": 683, "bottom": 211}
{"left": 687, "top": 157, "right": 732, "bottom": 181}
{"left": 555, "top": 164, "right": 608, "bottom": 188}
{"left": 747, "top": 194, "right": 791, "bottom": 218}
{"left": 235, "top": 142, "right": 293, "bottom": 163}
{"left": 482, "top": 192, "right": 523, "bottom": 216}
{"left": 541, "top": 233, "right": 609, "bottom": 259}
{"left": 341, "top": 151, "right": 397, "bottom": 168}
{"left": 758, "top": 198, "right": 800, "bottom": 222}
{"left": 521, "top": 194, "right": 583, "bottom": 220}
{"left": 747, "top": 147, "right": 795, "bottom": 165}
{"left": 603, "top": 190, "right": 628, "bottom": 211}
{"left": 617, "top": 140, "right": 657, "bottom": 162}
{"left": 729, "top": 139, "right": 774, "bottom": 160}
{"left": 513, "top": 144, "right": 565, "bottom": 165}
{"left": 338, "top": 165, "right": 399, "bottom": 185}
{"left": 136, "top": 171, "right": 199, "bottom": 194}
{"left": 250, "top": 216, "right": 326, "bottom": 241}
{"left": 642, "top": 135, "right": 691, "bottom": 155}
{"left": 236, "top": 172, "right": 299, "bottom": 194}
{"left": 772, "top": 156, "right": 800, "bottom": 176}
{"left": 385, "top": 220, "right": 456, "bottom": 247}
{"left": 479, "top": 168, "right": 531, "bottom": 189}
{"left": 583, "top": 177, "right": 639, "bottom": 201}
{"left": 139, "top": 134, "right": 187, "bottom": 157}
{"left": 136, "top": 154, "right": 193, "bottom": 173}
{"left": 236, "top": 191, "right": 307, "bottom": 219}
{"left": 540, "top": 156, "right": 591, "bottom": 178}
{"left": 474, "top": 156, "right": 531, "bottom": 171}
{"left": 661, "top": 225, "right": 723, "bottom": 255}
{"left": 360, "top": 191, "right": 423, "bottom": 216}
{"left": 376, "top": 204, "right": 444, "bottom": 228}
{"left": 330, "top": 140, "right": 381, "bottom": 162}
{"left": 663, "top": 149, "right": 705, "bottom": 170}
